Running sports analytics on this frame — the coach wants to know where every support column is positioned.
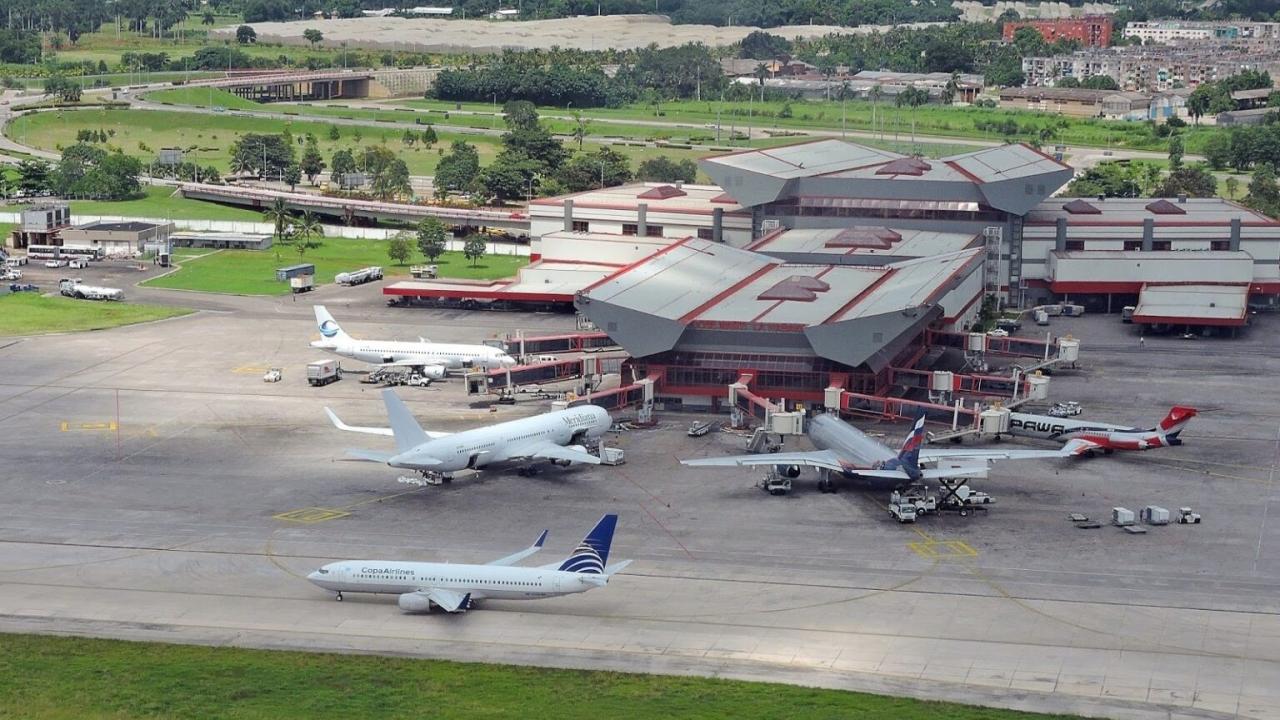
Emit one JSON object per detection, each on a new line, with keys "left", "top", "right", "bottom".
{"left": 563, "top": 199, "right": 574, "bottom": 232}
{"left": 1054, "top": 217, "right": 1067, "bottom": 252}
{"left": 1230, "top": 218, "right": 1241, "bottom": 251}
{"left": 713, "top": 207, "right": 724, "bottom": 243}
{"left": 1142, "top": 218, "right": 1154, "bottom": 252}
{"left": 637, "top": 203, "right": 648, "bottom": 237}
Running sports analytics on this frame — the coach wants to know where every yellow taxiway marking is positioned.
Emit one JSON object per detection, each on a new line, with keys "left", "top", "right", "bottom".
{"left": 232, "top": 365, "right": 271, "bottom": 374}
{"left": 907, "top": 526, "right": 978, "bottom": 559}
{"left": 272, "top": 507, "right": 352, "bottom": 524}
{"left": 59, "top": 421, "right": 118, "bottom": 432}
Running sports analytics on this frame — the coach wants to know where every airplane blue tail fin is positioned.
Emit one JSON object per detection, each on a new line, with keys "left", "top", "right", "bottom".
{"left": 313, "top": 305, "right": 350, "bottom": 347}
{"left": 381, "top": 389, "right": 429, "bottom": 453}
{"left": 897, "top": 413, "right": 927, "bottom": 470}
{"left": 557, "top": 514, "right": 617, "bottom": 574}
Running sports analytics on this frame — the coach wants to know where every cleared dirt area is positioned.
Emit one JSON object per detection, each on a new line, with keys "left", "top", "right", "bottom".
{"left": 214, "top": 14, "right": 940, "bottom": 53}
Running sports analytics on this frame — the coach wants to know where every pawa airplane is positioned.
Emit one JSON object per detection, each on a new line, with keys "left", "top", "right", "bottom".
{"left": 325, "top": 389, "right": 612, "bottom": 481}
{"left": 311, "top": 305, "right": 516, "bottom": 378}
{"left": 1008, "top": 406, "right": 1197, "bottom": 456}
{"left": 308, "top": 514, "right": 630, "bottom": 613}
{"left": 682, "top": 413, "right": 1070, "bottom": 492}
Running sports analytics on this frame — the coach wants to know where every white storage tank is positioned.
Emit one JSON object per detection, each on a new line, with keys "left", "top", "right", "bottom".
{"left": 979, "top": 407, "right": 1010, "bottom": 435}
{"left": 1058, "top": 337, "right": 1080, "bottom": 363}
{"left": 931, "top": 371, "right": 954, "bottom": 392}
{"left": 1026, "top": 373, "right": 1050, "bottom": 401}
{"left": 1112, "top": 507, "right": 1136, "bottom": 526}
{"left": 967, "top": 332, "right": 987, "bottom": 352}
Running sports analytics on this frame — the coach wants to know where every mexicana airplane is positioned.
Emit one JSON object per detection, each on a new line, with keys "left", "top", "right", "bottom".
{"left": 1008, "top": 406, "right": 1197, "bottom": 456}
{"left": 325, "top": 388, "right": 613, "bottom": 481}
{"left": 682, "top": 412, "right": 1072, "bottom": 492}
{"left": 307, "top": 514, "right": 631, "bottom": 613}
{"left": 311, "top": 305, "right": 516, "bottom": 378}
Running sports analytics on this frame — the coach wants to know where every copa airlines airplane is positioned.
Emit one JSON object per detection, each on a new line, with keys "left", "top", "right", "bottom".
{"left": 1008, "top": 406, "right": 1197, "bottom": 456}
{"left": 683, "top": 413, "right": 1071, "bottom": 492}
{"left": 311, "top": 305, "right": 516, "bottom": 376}
{"left": 325, "top": 388, "right": 613, "bottom": 481}
{"left": 307, "top": 514, "right": 631, "bottom": 613}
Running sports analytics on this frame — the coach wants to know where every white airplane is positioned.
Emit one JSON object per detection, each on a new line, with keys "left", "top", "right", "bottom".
{"left": 325, "top": 388, "right": 613, "bottom": 482}
{"left": 307, "top": 514, "right": 631, "bottom": 613}
{"left": 682, "top": 412, "right": 1071, "bottom": 493}
{"left": 311, "top": 305, "right": 516, "bottom": 380}
{"left": 1008, "top": 406, "right": 1197, "bottom": 457}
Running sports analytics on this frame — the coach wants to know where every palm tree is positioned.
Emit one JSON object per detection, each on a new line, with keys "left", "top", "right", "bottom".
{"left": 262, "top": 197, "right": 291, "bottom": 261}
{"left": 895, "top": 86, "right": 930, "bottom": 147}
{"left": 293, "top": 210, "right": 324, "bottom": 245}
{"left": 869, "top": 84, "right": 883, "bottom": 139}
{"left": 571, "top": 111, "right": 589, "bottom": 150}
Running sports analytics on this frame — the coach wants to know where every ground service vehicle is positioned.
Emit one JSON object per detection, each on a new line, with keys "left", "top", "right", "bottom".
{"left": 335, "top": 266, "right": 383, "bottom": 286}
{"left": 1035, "top": 309, "right": 1050, "bottom": 325}
{"left": 263, "top": 368, "right": 282, "bottom": 383}
{"left": 291, "top": 275, "right": 314, "bottom": 294}
{"left": 59, "top": 278, "right": 123, "bottom": 301}
{"left": 410, "top": 264, "right": 438, "bottom": 279}
{"left": 1177, "top": 507, "right": 1202, "bottom": 524}
{"left": 1121, "top": 306, "right": 1136, "bottom": 323}
{"left": 889, "top": 499, "right": 918, "bottom": 523}
{"left": 307, "top": 360, "right": 341, "bottom": 386}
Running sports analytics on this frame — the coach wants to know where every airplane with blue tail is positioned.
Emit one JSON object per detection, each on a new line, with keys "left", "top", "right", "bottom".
{"left": 682, "top": 412, "right": 1074, "bottom": 493}
{"left": 307, "top": 514, "right": 630, "bottom": 613}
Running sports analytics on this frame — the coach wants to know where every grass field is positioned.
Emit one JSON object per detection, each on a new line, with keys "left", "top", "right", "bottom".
{"left": 0, "top": 633, "right": 1074, "bottom": 720}
{"left": 141, "top": 240, "right": 526, "bottom": 295}
{"left": 69, "top": 186, "right": 264, "bottom": 222}
{"left": 5, "top": 107, "right": 755, "bottom": 180}
{"left": 0, "top": 293, "right": 190, "bottom": 335}
{"left": 401, "top": 97, "right": 1213, "bottom": 154}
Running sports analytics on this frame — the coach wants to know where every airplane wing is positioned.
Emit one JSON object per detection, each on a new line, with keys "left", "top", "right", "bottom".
{"left": 681, "top": 450, "right": 848, "bottom": 473}
{"left": 325, "top": 407, "right": 451, "bottom": 439}
{"left": 918, "top": 447, "right": 1069, "bottom": 463}
{"left": 486, "top": 530, "right": 548, "bottom": 566}
{"left": 405, "top": 588, "right": 471, "bottom": 613}
{"left": 344, "top": 448, "right": 397, "bottom": 463}
{"left": 1060, "top": 438, "right": 1101, "bottom": 457}
{"left": 518, "top": 443, "right": 602, "bottom": 465}
{"left": 376, "top": 359, "right": 446, "bottom": 368}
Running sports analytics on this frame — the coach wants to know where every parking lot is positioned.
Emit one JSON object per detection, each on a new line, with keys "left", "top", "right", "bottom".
{"left": 0, "top": 302, "right": 1278, "bottom": 719}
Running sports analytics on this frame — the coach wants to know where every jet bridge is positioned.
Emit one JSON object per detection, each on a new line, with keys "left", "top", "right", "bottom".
{"left": 729, "top": 374, "right": 806, "bottom": 436}
{"left": 499, "top": 330, "right": 618, "bottom": 360}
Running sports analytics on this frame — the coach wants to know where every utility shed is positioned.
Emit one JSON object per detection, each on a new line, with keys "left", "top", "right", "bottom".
{"left": 1133, "top": 284, "right": 1250, "bottom": 327}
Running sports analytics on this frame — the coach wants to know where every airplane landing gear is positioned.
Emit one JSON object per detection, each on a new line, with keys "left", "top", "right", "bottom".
{"left": 336, "top": 592, "right": 344, "bottom": 602}
{"left": 817, "top": 470, "right": 838, "bottom": 494}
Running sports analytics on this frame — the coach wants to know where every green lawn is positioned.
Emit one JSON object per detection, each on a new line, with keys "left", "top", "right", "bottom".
{"left": 0, "top": 633, "right": 1076, "bottom": 720}
{"left": 401, "top": 97, "right": 1214, "bottom": 154}
{"left": 69, "top": 185, "right": 263, "bottom": 221}
{"left": 142, "top": 241, "right": 526, "bottom": 295}
{"left": 0, "top": 293, "right": 191, "bottom": 335}
{"left": 145, "top": 86, "right": 267, "bottom": 111}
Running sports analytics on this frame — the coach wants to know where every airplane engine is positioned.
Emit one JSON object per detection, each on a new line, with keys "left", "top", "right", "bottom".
{"left": 777, "top": 464, "right": 802, "bottom": 478}
{"left": 397, "top": 593, "right": 433, "bottom": 614}
{"left": 420, "top": 365, "right": 447, "bottom": 381}
{"left": 553, "top": 445, "right": 590, "bottom": 466}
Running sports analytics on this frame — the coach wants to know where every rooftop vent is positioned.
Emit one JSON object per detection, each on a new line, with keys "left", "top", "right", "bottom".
{"left": 637, "top": 185, "right": 687, "bottom": 200}
{"left": 875, "top": 157, "right": 932, "bottom": 176}
{"left": 709, "top": 192, "right": 738, "bottom": 204}
{"left": 1062, "top": 199, "right": 1101, "bottom": 215}
{"left": 1145, "top": 198, "right": 1186, "bottom": 215}
{"left": 757, "top": 275, "right": 831, "bottom": 302}
{"left": 824, "top": 226, "right": 903, "bottom": 249}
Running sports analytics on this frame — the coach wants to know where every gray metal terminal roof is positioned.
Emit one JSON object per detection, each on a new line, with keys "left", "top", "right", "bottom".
{"left": 700, "top": 139, "right": 1073, "bottom": 216}
{"left": 575, "top": 237, "right": 982, "bottom": 371}
{"left": 1028, "top": 197, "right": 1279, "bottom": 225}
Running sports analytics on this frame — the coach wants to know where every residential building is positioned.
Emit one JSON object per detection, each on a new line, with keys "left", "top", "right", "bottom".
{"left": 1003, "top": 16, "right": 1114, "bottom": 47}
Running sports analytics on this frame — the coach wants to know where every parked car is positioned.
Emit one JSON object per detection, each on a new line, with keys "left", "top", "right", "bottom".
{"left": 44, "top": 259, "right": 66, "bottom": 268}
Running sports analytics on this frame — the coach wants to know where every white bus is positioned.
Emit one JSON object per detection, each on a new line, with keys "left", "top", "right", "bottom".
{"left": 25, "top": 244, "right": 103, "bottom": 261}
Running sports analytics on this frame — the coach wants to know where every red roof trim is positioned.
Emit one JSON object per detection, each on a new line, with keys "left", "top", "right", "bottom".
{"left": 944, "top": 160, "right": 985, "bottom": 184}
{"left": 578, "top": 237, "right": 690, "bottom": 294}
{"left": 678, "top": 261, "right": 781, "bottom": 324}
{"left": 824, "top": 268, "right": 898, "bottom": 325}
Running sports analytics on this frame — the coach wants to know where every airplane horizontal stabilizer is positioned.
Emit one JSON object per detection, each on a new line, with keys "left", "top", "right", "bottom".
{"left": 681, "top": 450, "right": 846, "bottom": 473}
{"left": 604, "top": 559, "right": 632, "bottom": 576}
{"left": 1061, "top": 438, "right": 1101, "bottom": 457}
